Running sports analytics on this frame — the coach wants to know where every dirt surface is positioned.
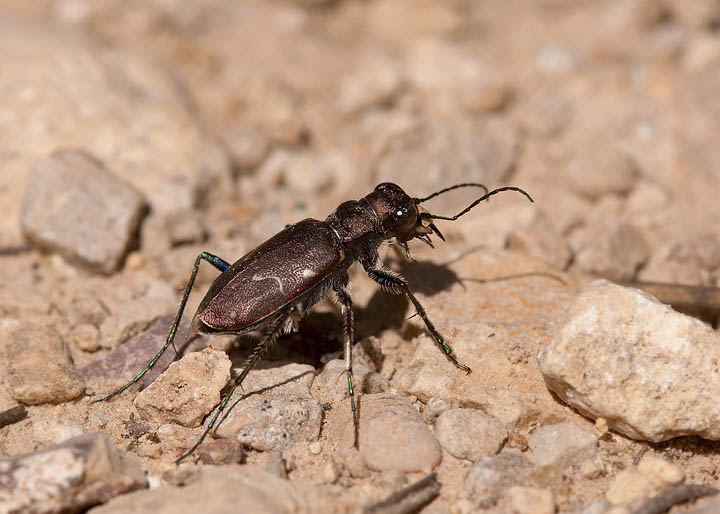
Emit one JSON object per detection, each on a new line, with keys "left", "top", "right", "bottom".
{"left": 2, "top": 1, "right": 720, "bottom": 513}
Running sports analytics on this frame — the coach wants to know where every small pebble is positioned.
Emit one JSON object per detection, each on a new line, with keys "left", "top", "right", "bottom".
{"left": 69, "top": 323, "right": 101, "bottom": 352}
{"left": 607, "top": 454, "right": 684, "bottom": 506}
{"left": 435, "top": 408, "right": 507, "bottom": 461}
{"left": 528, "top": 422, "right": 597, "bottom": 486}
{"left": 503, "top": 486, "right": 556, "bottom": 514}
{"left": 465, "top": 450, "right": 534, "bottom": 508}
{"left": 309, "top": 442, "right": 322, "bottom": 455}
{"left": 359, "top": 393, "right": 442, "bottom": 473}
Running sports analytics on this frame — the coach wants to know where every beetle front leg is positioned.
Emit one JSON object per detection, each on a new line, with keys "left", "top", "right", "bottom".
{"left": 333, "top": 285, "right": 359, "bottom": 443}
{"left": 366, "top": 268, "right": 471, "bottom": 374}
{"left": 91, "top": 251, "right": 231, "bottom": 404}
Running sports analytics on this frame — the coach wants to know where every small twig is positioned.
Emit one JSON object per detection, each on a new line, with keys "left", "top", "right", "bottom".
{"left": 631, "top": 484, "right": 719, "bottom": 514}
{"left": 0, "top": 405, "right": 27, "bottom": 429}
{"left": 364, "top": 473, "right": 440, "bottom": 514}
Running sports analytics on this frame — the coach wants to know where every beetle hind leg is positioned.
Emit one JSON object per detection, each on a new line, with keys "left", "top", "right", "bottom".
{"left": 333, "top": 284, "right": 359, "bottom": 446}
{"left": 91, "top": 252, "right": 231, "bottom": 404}
{"left": 176, "top": 307, "right": 292, "bottom": 464}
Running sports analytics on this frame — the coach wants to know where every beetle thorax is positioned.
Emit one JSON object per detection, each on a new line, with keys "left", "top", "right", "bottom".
{"left": 326, "top": 199, "right": 380, "bottom": 247}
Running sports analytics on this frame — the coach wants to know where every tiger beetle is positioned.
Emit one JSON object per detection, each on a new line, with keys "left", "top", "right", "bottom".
{"left": 92, "top": 182, "right": 533, "bottom": 463}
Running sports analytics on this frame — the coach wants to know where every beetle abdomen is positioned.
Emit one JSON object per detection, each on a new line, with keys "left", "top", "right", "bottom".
{"left": 192, "top": 219, "right": 344, "bottom": 333}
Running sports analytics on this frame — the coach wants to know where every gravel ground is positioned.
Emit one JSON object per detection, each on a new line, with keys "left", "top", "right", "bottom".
{"left": 2, "top": 1, "right": 720, "bottom": 513}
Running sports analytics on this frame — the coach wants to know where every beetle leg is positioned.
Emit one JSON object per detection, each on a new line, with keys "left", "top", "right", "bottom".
{"left": 176, "top": 308, "right": 291, "bottom": 464}
{"left": 333, "top": 285, "right": 359, "bottom": 446}
{"left": 91, "top": 252, "right": 231, "bottom": 404}
{"left": 366, "top": 268, "right": 472, "bottom": 374}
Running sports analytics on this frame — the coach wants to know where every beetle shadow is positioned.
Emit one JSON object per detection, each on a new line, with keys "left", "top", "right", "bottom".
{"left": 213, "top": 368, "right": 316, "bottom": 428}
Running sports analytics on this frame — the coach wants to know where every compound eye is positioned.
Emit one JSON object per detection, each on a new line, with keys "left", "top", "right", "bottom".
{"left": 393, "top": 204, "right": 417, "bottom": 230}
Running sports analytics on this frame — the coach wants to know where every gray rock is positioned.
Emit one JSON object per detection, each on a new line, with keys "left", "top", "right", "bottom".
{"left": 0, "top": 431, "right": 146, "bottom": 514}
{"left": 435, "top": 408, "right": 507, "bottom": 461}
{"left": 539, "top": 280, "right": 720, "bottom": 442}
{"left": 214, "top": 363, "right": 322, "bottom": 452}
{"left": 134, "top": 348, "right": 231, "bottom": 427}
{"left": 87, "top": 466, "right": 303, "bottom": 514}
{"left": 21, "top": 150, "right": 146, "bottom": 274}
{"left": 4, "top": 324, "right": 84, "bottom": 405}
{"left": 359, "top": 393, "right": 442, "bottom": 473}
{"left": 528, "top": 422, "right": 597, "bottom": 485}
{"left": 98, "top": 281, "right": 177, "bottom": 348}
{"left": 464, "top": 450, "right": 534, "bottom": 508}
{"left": 80, "top": 316, "right": 197, "bottom": 394}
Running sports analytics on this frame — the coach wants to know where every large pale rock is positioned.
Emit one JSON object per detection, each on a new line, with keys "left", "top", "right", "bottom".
{"left": 539, "top": 280, "right": 720, "bottom": 442}
{"left": 21, "top": 150, "right": 147, "bottom": 274}
{"left": 134, "top": 348, "right": 231, "bottom": 428}
{"left": 88, "top": 466, "right": 303, "bottom": 514}
{"left": 0, "top": 431, "right": 146, "bottom": 514}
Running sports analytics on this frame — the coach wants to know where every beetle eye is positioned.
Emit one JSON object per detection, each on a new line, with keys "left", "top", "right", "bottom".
{"left": 393, "top": 205, "right": 417, "bottom": 230}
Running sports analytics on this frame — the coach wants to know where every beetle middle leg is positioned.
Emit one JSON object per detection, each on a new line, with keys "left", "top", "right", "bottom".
{"left": 333, "top": 284, "right": 359, "bottom": 443}
{"left": 176, "top": 307, "right": 293, "bottom": 464}
{"left": 366, "top": 267, "right": 471, "bottom": 374}
{"left": 91, "top": 251, "right": 231, "bottom": 404}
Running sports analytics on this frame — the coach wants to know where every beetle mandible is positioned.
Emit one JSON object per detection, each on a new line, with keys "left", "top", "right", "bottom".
{"left": 92, "top": 182, "right": 533, "bottom": 463}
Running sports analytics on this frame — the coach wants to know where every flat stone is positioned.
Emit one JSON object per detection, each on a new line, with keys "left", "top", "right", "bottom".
{"left": 134, "top": 348, "right": 231, "bottom": 428}
{"left": 0, "top": 431, "right": 146, "bottom": 514}
{"left": 80, "top": 316, "right": 198, "bottom": 395}
{"left": 4, "top": 324, "right": 84, "bottom": 405}
{"left": 87, "top": 465, "right": 303, "bottom": 514}
{"left": 21, "top": 150, "right": 146, "bottom": 274}
{"left": 528, "top": 422, "right": 597, "bottom": 486}
{"left": 358, "top": 393, "right": 442, "bottom": 473}
{"left": 539, "top": 280, "right": 720, "bottom": 442}
{"left": 435, "top": 408, "right": 507, "bottom": 461}
{"left": 214, "top": 363, "right": 322, "bottom": 452}
{"left": 464, "top": 450, "right": 534, "bottom": 508}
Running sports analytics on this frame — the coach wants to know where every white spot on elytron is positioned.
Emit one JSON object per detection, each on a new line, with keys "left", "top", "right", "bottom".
{"left": 229, "top": 310, "right": 237, "bottom": 319}
{"left": 252, "top": 273, "right": 285, "bottom": 293}
{"left": 302, "top": 268, "right": 317, "bottom": 278}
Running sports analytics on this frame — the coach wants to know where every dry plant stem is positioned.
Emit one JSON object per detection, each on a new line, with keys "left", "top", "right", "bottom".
{"left": 0, "top": 406, "right": 27, "bottom": 429}
{"left": 364, "top": 473, "right": 441, "bottom": 514}
{"left": 631, "top": 484, "right": 719, "bottom": 514}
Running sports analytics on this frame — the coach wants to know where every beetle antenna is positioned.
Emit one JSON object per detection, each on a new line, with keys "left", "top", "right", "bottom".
{"left": 426, "top": 187, "right": 533, "bottom": 221}
{"left": 415, "top": 183, "right": 489, "bottom": 203}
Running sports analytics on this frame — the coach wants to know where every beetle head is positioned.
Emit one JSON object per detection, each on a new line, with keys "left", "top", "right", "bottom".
{"left": 369, "top": 182, "right": 534, "bottom": 249}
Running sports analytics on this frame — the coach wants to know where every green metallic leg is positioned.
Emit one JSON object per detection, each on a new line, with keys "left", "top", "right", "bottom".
{"left": 91, "top": 252, "right": 231, "bottom": 404}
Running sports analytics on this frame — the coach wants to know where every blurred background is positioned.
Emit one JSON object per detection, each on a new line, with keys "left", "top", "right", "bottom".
{"left": 2, "top": 0, "right": 720, "bottom": 287}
